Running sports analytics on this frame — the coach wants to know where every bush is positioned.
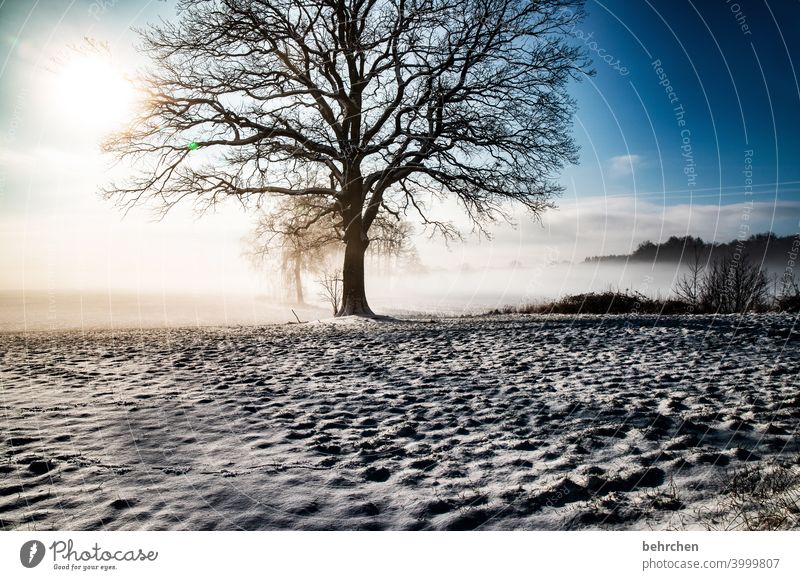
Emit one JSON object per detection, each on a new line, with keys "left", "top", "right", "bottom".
{"left": 675, "top": 253, "right": 769, "bottom": 313}
{"left": 776, "top": 274, "right": 800, "bottom": 312}
{"left": 488, "top": 291, "right": 690, "bottom": 316}
{"left": 486, "top": 255, "right": 791, "bottom": 316}
{"left": 777, "top": 294, "right": 800, "bottom": 312}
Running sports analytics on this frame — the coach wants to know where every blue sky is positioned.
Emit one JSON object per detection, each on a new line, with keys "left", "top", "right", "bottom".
{"left": 564, "top": 0, "right": 799, "bottom": 208}
{"left": 0, "top": 0, "right": 799, "bottom": 297}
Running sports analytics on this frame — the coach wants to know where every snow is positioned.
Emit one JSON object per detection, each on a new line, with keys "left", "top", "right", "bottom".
{"left": 1, "top": 314, "right": 798, "bottom": 530}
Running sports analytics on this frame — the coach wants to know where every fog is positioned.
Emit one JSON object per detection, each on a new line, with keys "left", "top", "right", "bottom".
{"left": 1, "top": 260, "right": 710, "bottom": 332}
{"left": 2, "top": 194, "right": 796, "bottom": 330}
{"left": 367, "top": 260, "right": 690, "bottom": 314}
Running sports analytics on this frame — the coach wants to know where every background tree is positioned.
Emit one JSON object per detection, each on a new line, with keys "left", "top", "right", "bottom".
{"left": 245, "top": 196, "right": 340, "bottom": 304}
{"left": 245, "top": 193, "right": 415, "bottom": 306}
{"left": 104, "top": 0, "right": 588, "bottom": 316}
{"left": 367, "top": 219, "right": 417, "bottom": 275}
{"left": 674, "top": 241, "right": 705, "bottom": 312}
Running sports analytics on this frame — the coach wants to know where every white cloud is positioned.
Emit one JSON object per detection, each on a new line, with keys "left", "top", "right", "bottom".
{"left": 454, "top": 196, "right": 800, "bottom": 264}
{"left": 607, "top": 154, "right": 642, "bottom": 178}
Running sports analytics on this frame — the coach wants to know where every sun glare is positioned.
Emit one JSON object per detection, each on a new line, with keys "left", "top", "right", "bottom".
{"left": 51, "top": 55, "right": 135, "bottom": 132}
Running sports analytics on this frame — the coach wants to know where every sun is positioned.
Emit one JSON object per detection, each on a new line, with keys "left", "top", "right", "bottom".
{"left": 51, "top": 55, "right": 136, "bottom": 132}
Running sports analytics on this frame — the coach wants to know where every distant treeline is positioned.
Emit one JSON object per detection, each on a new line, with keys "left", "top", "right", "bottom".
{"left": 584, "top": 232, "right": 799, "bottom": 268}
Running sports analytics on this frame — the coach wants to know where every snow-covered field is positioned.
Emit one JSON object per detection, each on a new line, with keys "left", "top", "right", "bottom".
{"left": 1, "top": 315, "right": 798, "bottom": 530}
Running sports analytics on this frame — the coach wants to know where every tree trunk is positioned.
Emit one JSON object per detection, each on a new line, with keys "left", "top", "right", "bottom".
{"left": 337, "top": 157, "right": 376, "bottom": 317}
{"left": 293, "top": 260, "right": 304, "bottom": 305}
{"left": 337, "top": 229, "right": 374, "bottom": 317}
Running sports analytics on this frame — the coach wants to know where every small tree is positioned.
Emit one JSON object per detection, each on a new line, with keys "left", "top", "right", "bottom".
{"left": 675, "top": 244, "right": 705, "bottom": 311}
{"left": 318, "top": 270, "right": 343, "bottom": 316}
{"left": 103, "top": 0, "right": 589, "bottom": 316}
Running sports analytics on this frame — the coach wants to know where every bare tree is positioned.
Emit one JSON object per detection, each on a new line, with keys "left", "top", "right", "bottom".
{"left": 318, "top": 269, "right": 343, "bottom": 316}
{"left": 674, "top": 244, "right": 705, "bottom": 311}
{"left": 245, "top": 193, "right": 416, "bottom": 304}
{"left": 697, "top": 254, "right": 769, "bottom": 313}
{"left": 367, "top": 219, "right": 417, "bottom": 274}
{"left": 104, "top": 0, "right": 588, "bottom": 316}
{"left": 244, "top": 196, "right": 340, "bottom": 304}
